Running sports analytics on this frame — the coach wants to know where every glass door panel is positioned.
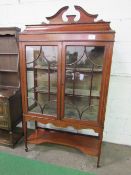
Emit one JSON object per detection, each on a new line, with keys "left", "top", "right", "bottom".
{"left": 64, "top": 45, "right": 104, "bottom": 121}
{"left": 26, "top": 45, "right": 58, "bottom": 116}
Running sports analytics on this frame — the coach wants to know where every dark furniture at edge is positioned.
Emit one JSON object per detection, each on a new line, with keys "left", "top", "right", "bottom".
{"left": 0, "top": 27, "right": 23, "bottom": 147}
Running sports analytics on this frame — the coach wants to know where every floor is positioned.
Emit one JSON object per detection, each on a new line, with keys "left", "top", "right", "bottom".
{"left": 0, "top": 138, "right": 131, "bottom": 175}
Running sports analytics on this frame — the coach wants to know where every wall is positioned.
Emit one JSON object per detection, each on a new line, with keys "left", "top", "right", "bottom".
{"left": 0, "top": 0, "right": 131, "bottom": 145}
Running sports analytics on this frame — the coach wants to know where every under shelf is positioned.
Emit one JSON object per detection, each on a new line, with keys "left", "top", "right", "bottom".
{"left": 28, "top": 129, "right": 99, "bottom": 156}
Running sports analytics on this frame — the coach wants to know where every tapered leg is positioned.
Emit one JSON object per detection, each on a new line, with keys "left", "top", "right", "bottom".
{"left": 97, "top": 154, "right": 101, "bottom": 168}
{"left": 97, "top": 131, "right": 103, "bottom": 168}
{"left": 23, "top": 120, "right": 28, "bottom": 152}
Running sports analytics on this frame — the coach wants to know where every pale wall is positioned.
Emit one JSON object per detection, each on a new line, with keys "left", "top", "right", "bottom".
{"left": 0, "top": 0, "right": 131, "bottom": 145}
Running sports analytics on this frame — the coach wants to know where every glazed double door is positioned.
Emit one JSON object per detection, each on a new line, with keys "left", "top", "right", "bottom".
{"left": 25, "top": 42, "right": 104, "bottom": 122}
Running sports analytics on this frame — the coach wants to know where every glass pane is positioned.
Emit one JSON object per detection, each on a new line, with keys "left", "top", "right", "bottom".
{"left": 64, "top": 46, "right": 104, "bottom": 121}
{"left": 26, "top": 46, "right": 58, "bottom": 116}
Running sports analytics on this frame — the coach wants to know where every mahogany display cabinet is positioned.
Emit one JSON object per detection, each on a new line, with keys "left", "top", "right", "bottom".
{"left": 19, "top": 6, "right": 115, "bottom": 167}
{"left": 0, "top": 27, "right": 23, "bottom": 147}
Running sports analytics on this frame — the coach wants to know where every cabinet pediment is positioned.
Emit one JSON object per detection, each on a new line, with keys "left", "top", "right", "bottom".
{"left": 46, "top": 6, "right": 98, "bottom": 24}
{"left": 23, "top": 6, "right": 114, "bottom": 34}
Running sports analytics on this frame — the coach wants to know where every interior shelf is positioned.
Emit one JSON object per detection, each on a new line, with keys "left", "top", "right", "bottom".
{"left": 28, "top": 129, "right": 99, "bottom": 156}
{"left": 27, "top": 66, "right": 102, "bottom": 72}
{"left": 28, "top": 87, "right": 100, "bottom": 97}
{"left": 0, "top": 69, "right": 18, "bottom": 72}
{"left": 0, "top": 53, "right": 18, "bottom": 55}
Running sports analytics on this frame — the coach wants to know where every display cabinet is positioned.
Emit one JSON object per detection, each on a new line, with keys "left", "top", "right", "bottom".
{"left": 0, "top": 27, "right": 23, "bottom": 147}
{"left": 19, "top": 6, "right": 115, "bottom": 167}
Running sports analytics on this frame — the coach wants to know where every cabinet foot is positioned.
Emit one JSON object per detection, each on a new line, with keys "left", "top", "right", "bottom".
{"left": 97, "top": 156, "right": 101, "bottom": 168}
{"left": 25, "top": 147, "right": 28, "bottom": 152}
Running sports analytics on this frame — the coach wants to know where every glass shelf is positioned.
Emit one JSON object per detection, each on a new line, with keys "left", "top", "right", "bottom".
{"left": 27, "top": 66, "right": 102, "bottom": 73}
{"left": 28, "top": 86, "right": 100, "bottom": 97}
{"left": 0, "top": 53, "right": 18, "bottom": 55}
{"left": 0, "top": 69, "right": 18, "bottom": 72}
